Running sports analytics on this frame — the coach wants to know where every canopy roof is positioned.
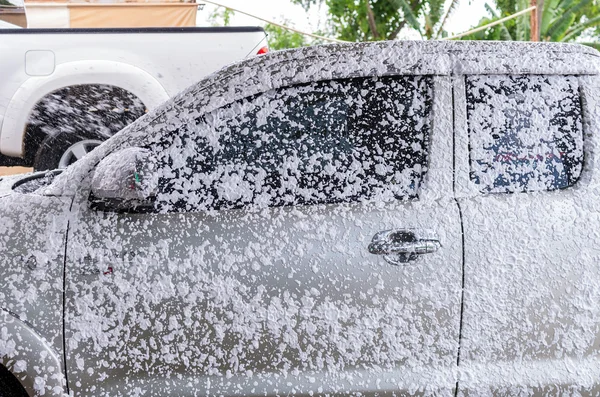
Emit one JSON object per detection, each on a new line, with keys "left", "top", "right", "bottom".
{"left": 24, "top": 0, "right": 198, "bottom": 28}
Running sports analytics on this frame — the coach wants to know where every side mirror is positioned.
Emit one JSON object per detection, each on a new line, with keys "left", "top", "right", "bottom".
{"left": 90, "top": 147, "right": 157, "bottom": 212}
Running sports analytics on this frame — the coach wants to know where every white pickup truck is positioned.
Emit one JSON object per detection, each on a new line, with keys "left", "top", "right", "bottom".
{"left": 0, "top": 26, "right": 268, "bottom": 170}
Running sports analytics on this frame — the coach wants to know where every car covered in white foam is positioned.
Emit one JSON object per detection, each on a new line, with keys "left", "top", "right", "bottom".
{"left": 1, "top": 40, "right": 600, "bottom": 396}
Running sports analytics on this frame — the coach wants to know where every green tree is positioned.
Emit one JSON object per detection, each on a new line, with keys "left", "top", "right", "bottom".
{"left": 460, "top": 0, "right": 600, "bottom": 42}
{"left": 291, "top": 0, "right": 457, "bottom": 41}
{"left": 264, "top": 23, "right": 309, "bottom": 50}
{"left": 205, "top": 7, "right": 311, "bottom": 50}
{"left": 0, "top": 0, "right": 15, "bottom": 6}
{"left": 207, "top": 7, "right": 235, "bottom": 27}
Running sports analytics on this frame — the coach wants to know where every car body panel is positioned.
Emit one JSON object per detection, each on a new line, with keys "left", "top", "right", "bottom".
{"left": 0, "top": 189, "right": 71, "bottom": 395}
{"left": 0, "top": 309, "right": 67, "bottom": 396}
{"left": 63, "top": 67, "right": 463, "bottom": 396}
{"left": 0, "top": 191, "right": 70, "bottom": 352}
{"left": 66, "top": 200, "right": 463, "bottom": 395}
{"left": 454, "top": 72, "right": 600, "bottom": 394}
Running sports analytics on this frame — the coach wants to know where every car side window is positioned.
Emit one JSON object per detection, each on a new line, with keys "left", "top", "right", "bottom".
{"left": 466, "top": 74, "right": 584, "bottom": 194}
{"left": 152, "top": 76, "right": 433, "bottom": 213}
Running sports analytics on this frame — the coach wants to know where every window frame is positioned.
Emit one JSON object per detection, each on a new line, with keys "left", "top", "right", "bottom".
{"left": 454, "top": 74, "right": 587, "bottom": 198}
{"left": 146, "top": 75, "right": 455, "bottom": 214}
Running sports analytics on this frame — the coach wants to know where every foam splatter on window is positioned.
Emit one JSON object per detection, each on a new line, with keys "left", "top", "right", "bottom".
{"left": 151, "top": 76, "right": 433, "bottom": 213}
{"left": 466, "top": 75, "right": 583, "bottom": 194}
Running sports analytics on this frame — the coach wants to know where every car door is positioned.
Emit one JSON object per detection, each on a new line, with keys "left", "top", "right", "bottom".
{"left": 65, "top": 74, "right": 463, "bottom": 396}
{"left": 455, "top": 73, "right": 600, "bottom": 394}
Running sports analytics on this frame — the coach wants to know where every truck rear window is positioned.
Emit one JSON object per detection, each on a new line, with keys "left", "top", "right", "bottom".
{"left": 466, "top": 75, "right": 583, "bottom": 194}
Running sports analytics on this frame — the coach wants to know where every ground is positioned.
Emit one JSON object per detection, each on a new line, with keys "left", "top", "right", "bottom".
{"left": 0, "top": 167, "right": 32, "bottom": 176}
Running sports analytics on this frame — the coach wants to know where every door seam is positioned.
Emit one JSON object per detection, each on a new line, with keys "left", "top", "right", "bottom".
{"left": 61, "top": 195, "right": 76, "bottom": 394}
{"left": 61, "top": 219, "right": 70, "bottom": 394}
{"left": 451, "top": 73, "right": 466, "bottom": 397}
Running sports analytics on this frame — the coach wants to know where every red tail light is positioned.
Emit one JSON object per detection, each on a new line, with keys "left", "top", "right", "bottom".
{"left": 257, "top": 46, "right": 269, "bottom": 55}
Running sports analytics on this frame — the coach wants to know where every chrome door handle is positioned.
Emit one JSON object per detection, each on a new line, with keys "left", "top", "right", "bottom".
{"left": 368, "top": 229, "right": 440, "bottom": 265}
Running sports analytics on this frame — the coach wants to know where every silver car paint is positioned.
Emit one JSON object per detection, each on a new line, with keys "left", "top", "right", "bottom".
{"left": 1, "top": 309, "right": 65, "bottom": 395}
{"left": 0, "top": 180, "right": 71, "bottom": 395}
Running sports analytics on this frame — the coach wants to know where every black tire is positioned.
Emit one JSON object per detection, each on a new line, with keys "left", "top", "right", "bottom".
{"left": 0, "top": 364, "right": 28, "bottom": 397}
{"left": 33, "top": 131, "right": 104, "bottom": 171}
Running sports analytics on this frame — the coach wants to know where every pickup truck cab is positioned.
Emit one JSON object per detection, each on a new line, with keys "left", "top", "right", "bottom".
{"left": 0, "top": 26, "right": 267, "bottom": 170}
{"left": 1, "top": 41, "right": 600, "bottom": 396}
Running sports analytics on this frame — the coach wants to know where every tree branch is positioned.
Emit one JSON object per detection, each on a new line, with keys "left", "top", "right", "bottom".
{"left": 435, "top": 0, "right": 459, "bottom": 39}
{"left": 365, "top": 0, "right": 380, "bottom": 39}
{"left": 388, "top": 20, "right": 406, "bottom": 40}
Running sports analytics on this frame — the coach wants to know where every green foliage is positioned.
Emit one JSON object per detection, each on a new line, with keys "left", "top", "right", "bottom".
{"left": 579, "top": 41, "right": 600, "bottom": 50}
{"left": 390, "top": 0, "right": 422, "bottom": 32}
{"left": 265, "top": 23, "right": 309, "bottom": 50}
{"left": 460, "top": 0, "right": 600, "bottom": 43}
{"left": 0, "top": 0, "right": 15, "bottom": 5}
{"left": 291, "top": 0, "right": 454, "bottom": 41}
{"left": 206, "top": 7, "right": 308, "bottom": 51}
{"left": 207, "top": 7, "right": 235, "bottom": 27}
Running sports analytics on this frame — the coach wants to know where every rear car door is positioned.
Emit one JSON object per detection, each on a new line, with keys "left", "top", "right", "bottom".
{"left": 455, "top": 73, "right": 600, "bottom": 394}
{"left": 65, "top": 74, "right": 463, "bottom": 395}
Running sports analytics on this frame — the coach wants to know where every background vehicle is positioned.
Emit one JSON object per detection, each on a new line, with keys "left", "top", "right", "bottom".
{"left": 1, "top": 41, "right": 600, "bottom": 396}
{"left": 0, "top": 26, "right": 267, "bottom": 171}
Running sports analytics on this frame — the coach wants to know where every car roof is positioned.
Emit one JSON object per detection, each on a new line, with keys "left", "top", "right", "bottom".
{"left": 145, "top": 40, "right": 599, "bottom": 132}
{"left": 171, "top": 40, "right": 600, "bottom": 109}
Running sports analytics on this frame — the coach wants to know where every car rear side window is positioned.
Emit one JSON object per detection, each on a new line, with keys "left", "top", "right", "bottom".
{"left": 153, "top": 75, "right": 433, "bottom": 212}
{"left": 466, "top": 75, "right": 583, "bottom": 194}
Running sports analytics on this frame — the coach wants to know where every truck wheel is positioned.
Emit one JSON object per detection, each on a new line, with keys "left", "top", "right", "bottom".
{"left": 33, "top": 131, "right": 104, "bottom": 171}
{"left": 0, "top": 364, "right": 28, "bottom": 397}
